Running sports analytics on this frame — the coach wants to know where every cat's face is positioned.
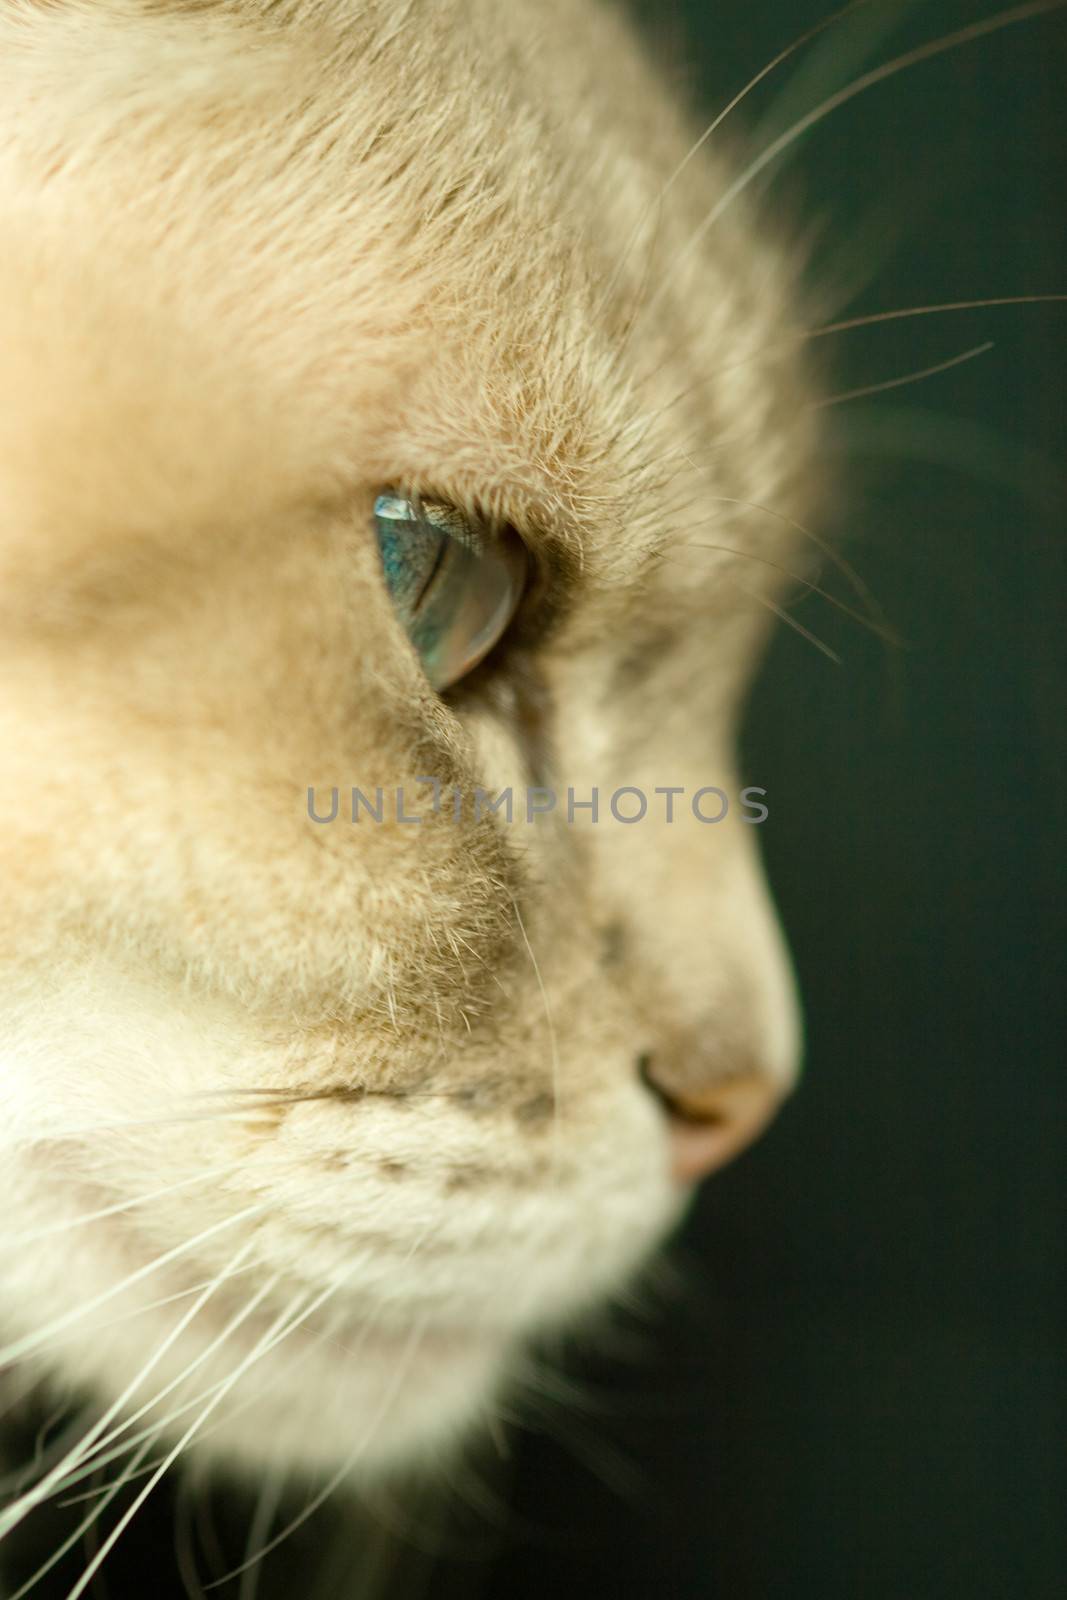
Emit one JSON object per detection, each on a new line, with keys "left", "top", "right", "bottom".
{"left": 0, "top": 0, "right": 813, "bottom": 1476}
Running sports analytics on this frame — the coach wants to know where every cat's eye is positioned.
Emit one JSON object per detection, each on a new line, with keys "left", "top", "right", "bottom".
{"left": 373, "top": 493, "right": 528, "bottom": 690}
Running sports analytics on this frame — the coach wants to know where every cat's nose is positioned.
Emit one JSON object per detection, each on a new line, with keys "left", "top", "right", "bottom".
{"left": 638, "top": 1053, "right": 784, "bottom": 1185}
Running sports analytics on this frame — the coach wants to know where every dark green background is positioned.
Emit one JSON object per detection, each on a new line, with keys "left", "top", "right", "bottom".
{"left": 3, "top": 4, "right": 1062, "bottom": 1597}
{"left": 483, "top": 3, "right": 1066, "bottom": 1596}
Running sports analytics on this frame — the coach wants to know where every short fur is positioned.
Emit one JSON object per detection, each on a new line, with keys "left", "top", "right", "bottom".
{"left": 0, "top": 0, "right": 811, "bottom": 1484}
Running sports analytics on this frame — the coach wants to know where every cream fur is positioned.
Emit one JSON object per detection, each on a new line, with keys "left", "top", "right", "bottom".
{"left": 0, "top": 0, "right": 815, "bottom": 1484}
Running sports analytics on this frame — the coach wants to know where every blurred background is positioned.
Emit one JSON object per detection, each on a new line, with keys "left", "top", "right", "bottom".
{"left": 4, "top": 3, "right": 1062, "bottom": 1597}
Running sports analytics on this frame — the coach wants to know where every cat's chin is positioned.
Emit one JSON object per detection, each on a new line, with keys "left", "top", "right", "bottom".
{"left": 198, "top": 1317, "right": 519, "bottom": 1481}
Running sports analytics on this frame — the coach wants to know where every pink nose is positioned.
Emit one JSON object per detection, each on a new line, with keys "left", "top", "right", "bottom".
{"left": 640, "top": 1057, "right": 785, "bottom": 1185}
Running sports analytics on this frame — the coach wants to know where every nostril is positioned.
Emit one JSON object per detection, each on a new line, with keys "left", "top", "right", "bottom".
{"left": 637, "top": 1050, "right": 783, "bottom": 1185}
{"left": 637, "top": 1051, "right": 724, "bottom": 1126}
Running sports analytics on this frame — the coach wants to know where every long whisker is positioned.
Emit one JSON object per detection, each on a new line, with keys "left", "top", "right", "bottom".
{"left": 54, "top": 1288, "right": 357, "bottom": 1506}
{"left": 4, "top": 1163, "right": 252, "bottom": 1248}
{"left": 0, "top": 1202, "right": 268, "bottom": 1368}
{"left": 205, "top": 1315, "right": 431, "bottom": 1590}
{"left": 44, "top": 1261, "right": 263, "bottom": 1360}
{"left": 47, "top": 1254, "right": 368, "bottom": 1506}
{"left": 3, "top": 1272, "right": 305, "bottom": 1599}
{"left": 8, "top": 1081, "right": 491, "bottom": 1151}
{"left": 679, "top": 490, "right": 891, "bottom": 631}
{"left": 6, "top": 1107, "right": 293, "bottom": 1144}
{"left": 0, "top": 1404, "right": 82, "bottom": 1500}
{"left": 808, "top": 294, "right": 1067, "bottom": 341}
{"left": 734, "top": 580, "right": 842, "bottom": 663}
{"left": 236, "top": 1467, "right": 286, "bottom": 1600}
{"left": 812, "top": 340, "right": 995, "bottom": 408}
{"left": 662, "top": 0, "right": 882, "bottom": 199}
{"left": 58, "top": 1286, "right": 317, "bottom": 1600}
{"left": 660, "top": 542, "right": 899, "bottom": 645}
{"left": 48, "top": 1276, "right": 307, "bottom": 1506}
{"left": 196, "top": 1216, "right": 440, "bottom": 1589}
{"left": 602, "top": 0, "right": 882, "bottom": 329}
{"left": 0, "top": 1239, "right": 259, "bottom": 1539}
{"left": 194, "top": 1085, "right": 479, "bottom": 1105}
{"left": 640, "top": 0, "right": 1067, "bottom": 326}
{"left": 3, "top": 1436, "right": 159, "bottom": 1600}
{"left": 632, "top": 297, "right": 1064, "bottom": 442}
{"left": 172, "top": 1468, "right": 208, "bottom": 1600}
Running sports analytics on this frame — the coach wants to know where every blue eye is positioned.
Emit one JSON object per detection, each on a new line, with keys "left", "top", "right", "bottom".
{"left": 373, "top": 493, "right": 527, "bottom": 690}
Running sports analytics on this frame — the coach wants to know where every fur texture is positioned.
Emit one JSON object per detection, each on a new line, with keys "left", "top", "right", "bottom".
{"left": 0, "top": 0, "right": 813, "bottom": 1482}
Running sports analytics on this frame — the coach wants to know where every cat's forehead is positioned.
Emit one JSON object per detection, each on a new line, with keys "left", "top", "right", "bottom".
{"left": 0, "top": 1, "right": 680, "bottom": 575}
{"left": 0, "top": 0, "right": 811, "bottom": 618}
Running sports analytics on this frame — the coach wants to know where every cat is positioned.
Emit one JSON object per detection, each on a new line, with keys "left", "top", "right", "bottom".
{"left": 0, "top": 0, "right": 1057, "bottom": 1593}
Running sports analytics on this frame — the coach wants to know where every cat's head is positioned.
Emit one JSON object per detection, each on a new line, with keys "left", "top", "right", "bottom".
{"left": 0, "top": 0, "right": 814, "bottom": 1475}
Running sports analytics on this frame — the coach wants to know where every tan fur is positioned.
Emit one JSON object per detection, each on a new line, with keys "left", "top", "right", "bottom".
{"left": 0, "top": 0, "right": 814, "bottom": 1479}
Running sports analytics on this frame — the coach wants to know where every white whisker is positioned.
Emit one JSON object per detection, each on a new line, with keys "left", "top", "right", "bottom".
{"left": 601, "top": 0, "right": 881, "bottom": 324}
{"left": 42, "top": 1275, "right": 289, "bottom": 1505}
{"left": 0, "top": 1202, "right": 269, "bottom": 1368}
{"left": 640, "top": 1, "right": 1067, "bottom": 326}
{"left": 5, "top": 1163, "right": 251, "bottom": 1248}
{"left": 5, "top": 1436, "right": 159, "bottom": 1600}
{"left": 206, "top": 1314, "right": 431, "bottom": 1589}
{"left": 48, "top": 1258, "right": 365, "bottom": 1504}
{"left": 0, "top": 1240, "right": 258, "bottom": 1539}
{"left": 59, "top": 1286, "right": 318, "bottom": 1600}
{"left": 236, "top": 1467, "right": 286, "bottom": 1600}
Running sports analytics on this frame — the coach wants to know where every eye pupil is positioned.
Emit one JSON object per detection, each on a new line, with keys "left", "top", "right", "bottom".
{"left": 373, "top": 493, "right": 527, "bottom": 690}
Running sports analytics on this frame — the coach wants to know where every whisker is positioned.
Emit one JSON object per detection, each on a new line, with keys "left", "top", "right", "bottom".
{"left": 192, "top": 1086, "right": 476, "bottom": 1105}
{"left": 0, "top": 1202, "right": 269, "bottom": 1369}
{"left": 733, "top": 579, "right": 842, "bottom": 663}
{"left": 47, "top": 1255, "right": 368, "bottom": 1506}
{"left": 44, "top": 1274, "right": 289, "bottom": 1507}
{"left": 58, "top": 1286, "right": 317, "bottom": 1600}
{"left": 630, "top": 292, "right": 1066, "bottom": 436}
{"left": 602, "top": 0, "right": 883, "bottom": 335}
{"left": 659, "top": 0, "right": 882, "bottom": 198}
{"left": 812, "top": 340, "right": 995, "bottom": 407}
{"left": 661, "top": 542, "right": 899, "bottom": 645}
{"left": 6, "top": 1276, "right": 329, "bottom": 1597}
{"left": 640, "top": 0, "right": 1067, "bottom": 326}
{"left": 0, "top": 1404, "right": 80, "bottom": 1499}
{"left": 808, "top": 294, "right": 1067, "bottom": 342}
{"left": 236, "top": 1468, "right": 286, "bottom": 1600}
{"left": 204, "top": 1314, "right": 431, "bottom": 1589}
{"left": 0, "top": 1240, "right": 259, "bottom": 1540}
{"left": 3, "top": 1437, "right": 159, "bottom": 1600}
{"left": 679, "top": 489, "right": 892, "bottom": 633}
{"left": 7, "top": 1108, "right": 295, "bottom": 1144}
{"left": 746, "top": 0, "right": 922, "bottom": 161}
{"left": 4, "top": 1086, "right": 476, "bottom": 1149}
{"left": 173, "top": 1470, "right": 208, "bottom": 1600}
{"left": 5, "top": 1163, "right": 251, "bottom": 1248}
{"left": 85, "top": 1265, "right": 262, "bottom": 1336}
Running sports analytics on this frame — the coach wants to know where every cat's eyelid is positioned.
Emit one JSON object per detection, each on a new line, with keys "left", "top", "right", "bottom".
{"left": 375, "top": 481, "right": 583, "bottom": 663}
